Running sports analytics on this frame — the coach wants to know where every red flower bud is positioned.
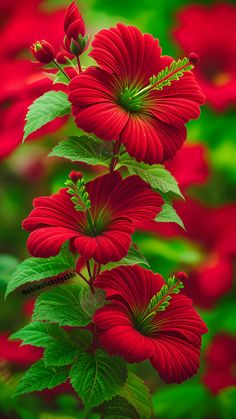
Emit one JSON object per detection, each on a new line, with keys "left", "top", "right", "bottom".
{"left": 56, "top": 51, "right": 74, "bottom": 64}
{"left": 189, "top": 52, "right": 199, "bottom": 65}
{"left": 64, "top": 2, "right": 86, "bottom": 56}
{"left": 31, "top": 40, "right": 55, "bottom": 64}
{"left": 176, "top": 271, "right": 188, "bottom": 281}
{"left": 69, "top": 170, "right": 83, "bottom": 183}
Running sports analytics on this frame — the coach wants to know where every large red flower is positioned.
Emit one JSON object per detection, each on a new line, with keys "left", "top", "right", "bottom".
{"left": 69, "top": 24, "right": 205, "bottom": 164}
{"left": 94, "top": 265, "right": 207, "bottom": 384}
{"left": 202, "top": 334, "right": 236, "bottom": 394}
{"left": 174, "top": 4, "right": 236, "bottom": 111}
{"left": 23, "top": 172, "right": 162, "bottom": 264}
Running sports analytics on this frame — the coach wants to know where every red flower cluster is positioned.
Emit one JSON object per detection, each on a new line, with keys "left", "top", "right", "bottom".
{"left": 174, "top": 3, "right": 236, "bottom": 111}
{"left": 94, "top": 265, "right": 207, "bottom": 383}
{"left": 69, "top": 24, "right": 205, "bottom": 164}
{"left": 23, "top": 172, "right": 163, "bottom": 264}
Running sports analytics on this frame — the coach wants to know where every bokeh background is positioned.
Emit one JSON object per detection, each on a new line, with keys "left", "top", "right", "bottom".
{"left": 0, "top": 0, "right": 236, "bottom": 418}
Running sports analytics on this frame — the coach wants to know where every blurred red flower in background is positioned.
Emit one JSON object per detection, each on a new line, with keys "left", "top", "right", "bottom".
{"left": 0, "top": 0, "right": 67, "bottom": 159}
{"left": 174, "top": 3, "right": 236, "bottom": 111}
{"left": 202, "top": 333, "right": 236, "bottom": 394}
{"left": 139, "top": 144, "right": 235, "bottom": 308}
{"left": 94, "top": 265, "right": 207, "bottom": 383}
{"left": 69, "top": 24, "right": 204, "bottom": 164}
{"left": 0, "top": 333, "right": 41, "bottom": 366}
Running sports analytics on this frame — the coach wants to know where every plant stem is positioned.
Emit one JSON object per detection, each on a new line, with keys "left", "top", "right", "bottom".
{"left": 52, "top": 60, "right": 71, "bottom": 81}
{"left": 77, "top": 56, "right": 82, "bottom": 73}
{"left": 109, "top": 139, "right": 122, "bottom": 172}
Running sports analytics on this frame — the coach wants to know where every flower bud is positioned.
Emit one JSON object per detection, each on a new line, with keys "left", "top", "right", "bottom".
{"left": 176, "top": 271, "right": 188, "bottom": 281}
{"left": 189, "top": 52, "right": 199, "bottom": 65}
{"left": 69, "top": 170, "right": 83, "bottom": 183}
{"left": 31, "top": 40, "right": 55, "bottom": 64}
{"left": 64, "top": 1, "right": 86, "bottom": 57}
{"left": 56, "top": 51, "right": 74, "bottom": 64}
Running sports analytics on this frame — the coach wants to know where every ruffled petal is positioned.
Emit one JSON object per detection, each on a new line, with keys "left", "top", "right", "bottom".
{"left": 73, "top": 218, "right": 134, "bottom": 264}
{"left": 86, "top": 172, "right": 163, "bottom": 223}
{"left": 150, "top": 294, "right": 207, "bottom": 383}
{"left": 149, "top": 72, "right": 205, "bottom": 126}
{"left": 22, "top": 189, "right": 81, "bottom": 231}
{"left": 26, "top": 227, "right": 79, "bottom": 257}
{"left": 94, "top": 266, "right": 164, "bottom": 310}
{"left": 90, "top": 24, "right": 163, "bottom": 85}
{"left": 120, "top": 114, "right": 164, "bottom": 164}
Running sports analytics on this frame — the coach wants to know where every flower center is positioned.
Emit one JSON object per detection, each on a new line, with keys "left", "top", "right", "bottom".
{"left": 117, "top": 86, "right": 143, "bottom": 112}
{"left": 83, "top": 206, "right": 112, "bottom": 237}
{"left": 133, "top": 312, "right": 159, "bottom": 337}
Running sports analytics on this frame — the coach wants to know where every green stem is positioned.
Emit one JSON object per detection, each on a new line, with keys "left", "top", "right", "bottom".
{"left": 109, "top": 139, "right": 122, "bottom": 172}
{"left": 77, "top": 56, "right": 82, "bottom": 73}
{"left": 52, "top": 60, "right": 71, "bottom": 81}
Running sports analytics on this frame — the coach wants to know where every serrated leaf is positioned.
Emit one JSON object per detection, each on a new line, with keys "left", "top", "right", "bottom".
{"left": 118, "top": 372, "right": 152, "bottom": 419}
{"left": 155, "top": 202, "right": 185, "bottom": 230}
{"left": 70, "top": 350, "right": 127, "bottom": 410}
{"left": 108, "top": 244, "right": 150, "bottom": 269}
{"left": 23, "top": 91, "right": 71, "bottom": 141}
{"left": 100, "top": 396, "right": 139, "bottom": 418}
{"left": 14, "top": 360, "right": 68, "bottom": 397}
{"left": 10, "top": 322, "right": 67, "bottom": 348}
{"left": 118, "top": 157, "right": 183, "bottom": 198}
{"left": 5, "top": 242, "right": 75, "bottom": 297}
{"left": 44, "top": 339, "right": 80, "bottom": 367}
{"left": 49, "top": 136, "right": 113, "bottom": 167}
{"left": 33, "top": 285, "right": 105, "bottom": 327}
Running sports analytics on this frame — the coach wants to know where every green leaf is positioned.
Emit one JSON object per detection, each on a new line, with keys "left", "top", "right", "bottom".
{"left": 150, "top": 57, "right": 193, "bottom": 90}
{"left": 44, "top": 339, "right": 80, "bottom": 367}
{"left": 155, "top": 202, "right": 185, "bottom": 230}
{"left": 33, "top": 285, "right": 105, "bottom": 327}
{"left": 118, "top": 157, "right": 183, "bottom": 198}
{"left": 118, "top": 372, "right": 152, "bottom": 419}
{"left": 70, "top": 350, "right": 127, "bottom": 410}
{"left": 147, "top": 276, "right": 184, "bottom": 313}
{"left": 99, "top": 396, "right": 139, "bottom": 418}
{"left": 108, "top": 244, "right": 150, "bottom": 269}
{"left": 48, "top": 136, "right": 113, "bottom": 167}
{"left": 5, "top": 242, "right": 75, "bottom": 297}
{"left": 10, "top": 322, "right": 67, "bottom": 348}
{"left": 23, "top": 91, "right": 71, "bottom": 141}
{"left": 14, "top": 360, "right": 68, "bottom": 397}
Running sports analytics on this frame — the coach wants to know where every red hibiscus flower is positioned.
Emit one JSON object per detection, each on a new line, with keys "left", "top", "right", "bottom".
{"left": 94, "top": 265, "right": 207, "bottom": 383}
{"left": 202, "top": 334, "right": 236, "bottom": 394}
{"left": 23, "top": 172, "right": 163, "bottom": 264}
{"left": 174, "top": 4, "right": 236, "bottom": 111}
{"left": 69, "top": 24, "right": 205, "bottom": 165}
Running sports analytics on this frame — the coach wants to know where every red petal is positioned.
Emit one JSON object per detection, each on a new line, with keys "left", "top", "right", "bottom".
{"left": 120, "top": 114, "right": 164, "bottom": 164}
